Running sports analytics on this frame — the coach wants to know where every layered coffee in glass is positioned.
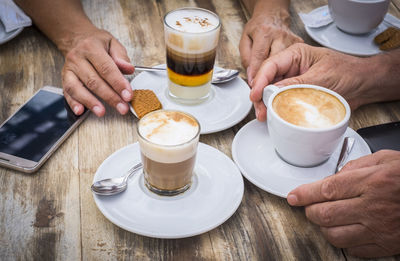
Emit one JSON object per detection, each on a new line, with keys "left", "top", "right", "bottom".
{"left": 137, "top": 110, "right": 200, "bottom": 196}
{"left": 164, "top": 7, "right": 220, "bottom": 103}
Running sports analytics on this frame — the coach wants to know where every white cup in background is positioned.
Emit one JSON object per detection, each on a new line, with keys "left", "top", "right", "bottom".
{"left": 262, "top": 84, "right": 351, "bottom": 167}
{"left": 328, "top": 0, "right": 390, "bottom": 34}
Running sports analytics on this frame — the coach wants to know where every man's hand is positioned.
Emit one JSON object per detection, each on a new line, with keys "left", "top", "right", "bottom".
{"left": 287, "top": 150, "right": 400, "bottom": 258}
{"left": 15, "top": 0, "right": 135, "bottom": 117}
{"left": 61, "top": 28, "right": 134, "bottom": 117}
{"left": 239, "top": 0, "right": 302, "bottom": 85}
{"left": 250, "top": 43, "right": 400, "bottom": 121}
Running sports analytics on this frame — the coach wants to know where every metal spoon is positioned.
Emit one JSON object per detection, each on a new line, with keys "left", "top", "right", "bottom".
{"left": 134, "top": 66, "right": 239, "bottom": 84}
{"left": 91, "top": 162, "right": 143, "bottom": 196}
{"left": 335, "top": 137, "right": 355, "bottom": 173}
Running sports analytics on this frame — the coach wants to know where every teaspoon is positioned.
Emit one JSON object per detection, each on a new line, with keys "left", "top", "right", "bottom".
{"left": 91, "top": 162, "right": 143, "bottom": 196}
{"left": 335, "top": 137, "right": 355, "bottom": 173}
{"left": 134, "top": 66, "right": 239, "bottom": 84}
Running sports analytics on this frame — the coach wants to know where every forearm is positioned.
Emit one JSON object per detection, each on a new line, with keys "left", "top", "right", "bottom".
{"left": 15, "top": 0, "right": 97, "bottom": 55}
{"left": 360, "top": 49, "right": 400, "bottom": 105}
{"left": 242, "top": 0, "right": 291, "bottom": 26}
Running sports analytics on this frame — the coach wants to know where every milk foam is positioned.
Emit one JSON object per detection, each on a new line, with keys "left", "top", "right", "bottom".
{"left": 165, "top": 9, "right": 219, "bottom": 33}
{"left": 296, "top": 100, "right": 335, "bottom": 128}
{"left": 272, "top": 88, "right": 346, "bottom": 129}
{"left": 164, "top": 8, "right": 220, "bottom": 54}
{"left": 138, "top": 111, "right": 199, "bottom": 163}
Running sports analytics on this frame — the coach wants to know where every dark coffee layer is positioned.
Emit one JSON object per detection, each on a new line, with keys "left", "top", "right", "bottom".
{"left": 166, "top": 47, "right": 216, "bottom": 76}
{"left": 141, "top": 153, "right": 196, "bottom": 190}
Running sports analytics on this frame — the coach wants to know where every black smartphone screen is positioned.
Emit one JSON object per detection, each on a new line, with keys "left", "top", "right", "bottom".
{"left": 357, "top": 122, "right": 400, "bottom": 153}
{"left": 0, "top": 90, "right": 82, "bottom": 162}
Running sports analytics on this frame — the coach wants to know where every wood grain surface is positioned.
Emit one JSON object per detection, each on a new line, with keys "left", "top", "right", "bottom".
{"left": 1, "top": 0, "right": 400, "bottom": 260}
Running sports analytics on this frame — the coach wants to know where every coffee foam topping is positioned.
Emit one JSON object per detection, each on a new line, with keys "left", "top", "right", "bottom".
{"left": 165, "top": 9, "right": 219, "bottom": 33}
{"left": 165, "top": 9, "right": 220, "bottom": 54}
{"left": 138, "top": 111, "right": 199, "bottom": 163}
{"left": 139, "top": 111, "right": 199, "bottom": 146}
{"left": 272, "top": 88, "right": 346, "bottom": 129}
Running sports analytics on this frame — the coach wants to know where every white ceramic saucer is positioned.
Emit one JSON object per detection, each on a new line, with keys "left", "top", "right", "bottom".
{"left": 130, "top": 64, "right": 252, "bottom": 134}
{"left": 232, "top": 120, "right": 371, "bottom": 198}
{"left": 305, "top": 6, "right": 399, "bottom": 56}
{"left": 0, "top": 21, "right": 23, "bottom": 45}
{"left": 92, "top": 142, "right": 244, "bottom": 239}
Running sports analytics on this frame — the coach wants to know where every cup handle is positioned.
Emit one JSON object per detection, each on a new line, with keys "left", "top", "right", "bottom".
{"left": 262, "top": 85, "right": 280, "bottom": 107}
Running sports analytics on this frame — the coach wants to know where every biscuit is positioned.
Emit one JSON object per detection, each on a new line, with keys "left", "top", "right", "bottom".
{"left": 131, "top": 90, "right": 162, "bottom": 118}
{"left": 374, "top": 27, "right": 397, "bottom": 44}
{"left": 374, "top": 27, "right": 400, "bottom": 51}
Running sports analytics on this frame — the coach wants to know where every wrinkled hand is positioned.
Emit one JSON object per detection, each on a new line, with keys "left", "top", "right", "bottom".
{"left": 287, "top": 150, "right": 400, "bottom": 258}
{"left": 249, "top": 43, "right": 381, "bottom": 121}
{"left": 61, "top": 28, "right": 134, "bottom": 117}
{"left": 239, "top": 14, "right": 302, "bottom": 85}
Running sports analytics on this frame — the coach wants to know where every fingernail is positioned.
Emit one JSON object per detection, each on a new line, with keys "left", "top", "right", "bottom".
{"left": 117, "top": 103, "right": 128, "bottom": 114}
{"left": 274, "top": 82, "right": 284, "bottom": 87}
{"left": 255, "top": 109, "right": 259, "bottom": 119}
{"left": 122, "top": 89, "right": 132, "bottom": 101}
{"left": 73, "top": 105, "right": 80, "bottom": 115}
{"left": 92, "top": 106, "right": 102, "bottom": 116}
{"left": 287, "top": 194, "right": 298, "bottom": 205}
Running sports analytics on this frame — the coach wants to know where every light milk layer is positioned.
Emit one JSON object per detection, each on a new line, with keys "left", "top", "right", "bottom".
{"left": 164, "top": 8, "right": 220, "bottom": 54}
{"left": 138, "top": 111, "right": 199, "bottom": 163}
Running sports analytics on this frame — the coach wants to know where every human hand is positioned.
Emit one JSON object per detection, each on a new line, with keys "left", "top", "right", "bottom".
{"left": 239, "top": 13, "right": 303, "bottom": 85}
{"left": 287, "top": 150, "right": 400, "bottom": 258}
{"left": 249, "top": 43, "right": 387, "bottom": 121}
{"left": 61, "top": 28, "right": 134, "bottom": 117}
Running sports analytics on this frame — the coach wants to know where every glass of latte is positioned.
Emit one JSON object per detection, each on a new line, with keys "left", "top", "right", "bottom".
{"left": 137, "top": 110, "right": 200, "bottom": 196}
{"left": 164, "top": 7, "right": 220, "bottom": 103}
{"left": 262, "top": 84, "right": 351, "bottom": 167}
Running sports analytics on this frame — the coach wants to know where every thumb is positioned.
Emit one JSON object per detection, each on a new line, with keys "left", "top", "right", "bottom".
{"left": 109, "top": 38, "right": 135, "bottom": 74}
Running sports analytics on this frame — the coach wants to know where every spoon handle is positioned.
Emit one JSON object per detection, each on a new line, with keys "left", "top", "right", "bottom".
{"left": 335, "top": 137, "right": 355, "bottom": 173}
{"left": 134, "top": 66, "right": 166, "bottom": 72}
{"left": 124, "top": 162, "right": 143, "bottom": 182}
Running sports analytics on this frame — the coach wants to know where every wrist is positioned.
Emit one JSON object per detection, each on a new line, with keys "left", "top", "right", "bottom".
{"left": 359, "top": 51, "right": 400, "bottom": 105}
{"left": 252, "top": 1, "right": 290, "bottom": 28}
{"left": 55, "top": 21, "right": 99, "bottom": 56}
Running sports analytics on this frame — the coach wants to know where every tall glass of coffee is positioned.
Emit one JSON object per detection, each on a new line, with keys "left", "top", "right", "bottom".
{"left": 137, "top": 110, "right": 200, "bottom": 196}
{"left": 164, "top": 7, "right": 221, "bottom": 103}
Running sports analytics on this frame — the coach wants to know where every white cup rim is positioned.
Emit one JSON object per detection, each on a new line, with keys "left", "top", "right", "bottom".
{"left": 267, "top": 84, "right": 351, "bottom": 133}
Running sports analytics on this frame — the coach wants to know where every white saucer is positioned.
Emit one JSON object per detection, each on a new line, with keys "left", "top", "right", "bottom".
{"left": 92, "top": 142, "right": 244, "bottom": 239}
{"left": 232, "top": 120, "right": 371, "bottom": 198}
{"left": 130, "top": 64, "right": 252, "bottom": 134}
{"left": 0, "top": 20, "right": 23, "bottom": 45}
{"left": 305, "top": 6, "right": 398, "bottom": 56}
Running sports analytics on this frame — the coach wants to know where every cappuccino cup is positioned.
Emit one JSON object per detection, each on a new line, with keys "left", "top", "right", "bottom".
{"left": 328, "top": 0, "right": 390, "bottom": 34}
{"left": 262, "top": 84, "right": 350, "bottom": 167}
{"left": 164, "top": 7, "right": 220, "bottom": 103}
{"left": 137, "top": 110, "right": 200, "bottom": 196}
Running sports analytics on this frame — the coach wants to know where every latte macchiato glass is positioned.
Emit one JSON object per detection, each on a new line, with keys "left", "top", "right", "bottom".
{"left": 262, "top": 84, "right": 350, "bottom": 167}
{"left": 164, "top": 7, "right": 220, "bottom": 103}
{"left": 137, "top": 110, "right": 200, "bottom": 196}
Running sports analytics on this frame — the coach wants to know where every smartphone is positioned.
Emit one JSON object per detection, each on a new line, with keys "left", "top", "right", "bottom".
{"left": 357, "top": 121, "right": 400, "bottom": 153}
{"left": 0, "top": 86, "right": 90, "bottom": 173}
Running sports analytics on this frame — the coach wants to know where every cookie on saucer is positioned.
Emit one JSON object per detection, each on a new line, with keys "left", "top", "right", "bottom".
{"left": 131, "top": 90, "right": 162, "bottom": 118}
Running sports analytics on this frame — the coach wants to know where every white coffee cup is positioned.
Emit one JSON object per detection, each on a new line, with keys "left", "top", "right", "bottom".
{"left": 262, "top": 84, "right": 351, "bottom": 167}
{"left": 328, "top": 0, "right": 390, "bottom": 34}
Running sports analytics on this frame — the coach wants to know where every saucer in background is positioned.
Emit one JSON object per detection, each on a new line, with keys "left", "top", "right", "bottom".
{"left": 305, "top": 6, "right": 399, "bottom": 56}
{"left": 130, "top": 64, "right": 252, "bottom": 134}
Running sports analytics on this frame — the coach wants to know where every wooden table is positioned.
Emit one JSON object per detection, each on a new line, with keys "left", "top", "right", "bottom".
{"left": 1, "top": 0, "right": 400, "bottom": 260}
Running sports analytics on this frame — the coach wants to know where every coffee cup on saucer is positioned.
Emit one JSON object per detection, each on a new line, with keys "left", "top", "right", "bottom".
{"left": 262, "top": 84, "right": 351, "bottom": 167}
{"left": 328, "top": 0, "right": 390, "bottom": 34}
